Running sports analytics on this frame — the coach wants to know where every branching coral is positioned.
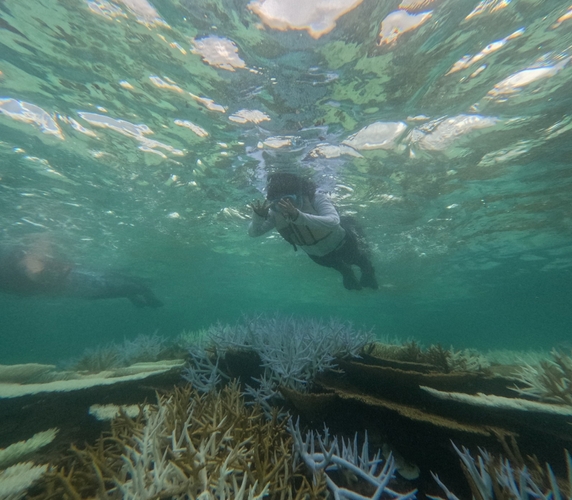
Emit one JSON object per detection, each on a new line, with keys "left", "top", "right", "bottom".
{"left": 183, "top": 315, "right": 373, "bottom": 399}
{"left": 118, "top": 332, "right": 167, "bottom": 366}
{"left": 430, "top": 443, "right": 572, "bottom": 500}
{"left": 288, "top": 418, "right": 417, "bottom": 500}
{"left": 511, "top": 349, "right": 572, "bottom": 405}
{"left": 182, "top": 344, "right": 230, "bottom": 393}
{"left": 35, "top": 382, "right": 321, "bottom": 499}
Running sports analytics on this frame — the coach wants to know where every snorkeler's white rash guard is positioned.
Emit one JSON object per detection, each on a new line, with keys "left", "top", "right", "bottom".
{"left": 248, "top": 193, "right": 346, "bottom": 257}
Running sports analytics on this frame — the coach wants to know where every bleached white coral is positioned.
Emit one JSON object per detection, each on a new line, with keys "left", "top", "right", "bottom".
{"left": 0, "top": 429, "right": 57, "bottom": 469}
{"left": 447, "top": 348, "right": 490, "bottom": 372}
{"left": 114, "top": 387, "right": 272, "bottom": 499}
{"left": 0, "top": 462, "right": 48, "bottom": 500}
{"left": 89, "top": 404, "right": 145, "bottom": 421}
{"left": 420, "top": 386, "right": 572, "bottom": 416}
{"left": 208, "top": 315, "right": 373, "bottom": 391}
{"left": 183, "top": 316, "right": 374, "bottom": 414}
{"left": 288, "top": 418, "right": 417, "bottom": 500}
{"left": 510, "top": 349, "right": 572, "bottom": 405}
{"left": 431, "top": 443, "right": 572, "bottom": 500}
{"left": 0, "top": 360, "right": 184, "bottom": 399}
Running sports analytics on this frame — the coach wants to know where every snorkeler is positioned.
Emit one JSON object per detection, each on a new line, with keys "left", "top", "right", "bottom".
{"left": 0, "top": 244, "right": 163, "bottom": 308}
{"left": 249, "top": 172, "right": 378, "bottom": 290}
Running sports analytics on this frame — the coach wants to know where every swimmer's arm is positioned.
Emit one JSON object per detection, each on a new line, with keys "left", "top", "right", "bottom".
{"left": 248, "top": 211, "right": 276, "bottom": 237}
{"left": 291, "top": 194, "right": 340, "bottom": 230}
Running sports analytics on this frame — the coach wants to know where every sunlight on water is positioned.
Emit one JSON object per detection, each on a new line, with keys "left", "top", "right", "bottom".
{"left": 0, "top": 0, "right": 571, "bottom": 363}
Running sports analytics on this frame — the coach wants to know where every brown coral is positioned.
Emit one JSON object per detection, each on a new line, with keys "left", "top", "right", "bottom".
{"left": 31, "top": 382, "right": 325, "bottom": 499}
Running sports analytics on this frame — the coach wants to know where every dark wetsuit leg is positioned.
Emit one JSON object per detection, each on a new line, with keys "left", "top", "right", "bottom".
{"left": 339, "top": 218, "right": 378, "bottom": 289}
{"left": 309, "top": 236, "right": 362, "bottom": 290}
{"left": 309, "top": 224, "right": 378, "bottom": 290}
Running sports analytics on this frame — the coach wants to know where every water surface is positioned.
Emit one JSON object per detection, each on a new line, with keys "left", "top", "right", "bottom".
{"left": 1, "top": 0, "right": 571, "bottom": 363}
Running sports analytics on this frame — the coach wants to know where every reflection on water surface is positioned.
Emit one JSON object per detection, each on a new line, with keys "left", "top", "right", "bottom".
{"left": 0, "top": 0, "right": 571, "bottom": 360}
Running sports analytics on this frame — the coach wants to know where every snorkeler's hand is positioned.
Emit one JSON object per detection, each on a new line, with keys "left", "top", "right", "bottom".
{"left": 278, "top": 198, "right": 299, "bottom": 220}
{"left": 251, "top": 199, "right": 270, "bottom": 218}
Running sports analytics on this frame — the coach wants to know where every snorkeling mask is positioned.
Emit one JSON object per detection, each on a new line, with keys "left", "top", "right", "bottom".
{"left": 269, "top": 194, "right": 300, "bottom": 211}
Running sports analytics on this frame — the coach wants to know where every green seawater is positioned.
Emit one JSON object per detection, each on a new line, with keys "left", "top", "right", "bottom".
{"left": 1, "top": 0, "right": 572, "bottom": 364}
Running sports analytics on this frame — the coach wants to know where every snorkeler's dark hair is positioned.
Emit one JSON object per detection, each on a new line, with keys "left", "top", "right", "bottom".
{"left": 266, "top": 173, "right": 316, "bottom": 200}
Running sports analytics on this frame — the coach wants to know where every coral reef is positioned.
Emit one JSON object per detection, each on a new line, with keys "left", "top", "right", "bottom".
{"left": 176, "top": 317, "right": 572, "bottom": 482}
{"left": 3, "top": 316, "right": 572, "bottom": 499}
{"left": 29, "top": 380, "right": 417, "bottom": 500}
{"left": 0, "top": 359, "right": 185, "bottom": 464}
{"left": 271, "top": 351, "right": 572, "bottom": 496}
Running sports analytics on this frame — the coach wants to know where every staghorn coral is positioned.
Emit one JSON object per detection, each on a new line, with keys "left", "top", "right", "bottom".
{"left": 511, "top": 349, "right": 572, "bottom": 405}
{"left": 446, "top": 348, "right": 490, "bottom": 373}
{"left": 180, "top": 316, "right": 375, "bottom": 424}
{"left": 183, "top": 315, "right": 373, "bottom": 399}
{"left": 430, "top": 443, "right": 572, "bottom": 500}
{"left": 34, "top": 382, "right": 323, "bottom": 499}
{"left": 244, "top": 372, "right": 291, "bottom": 421}
{"left": 118, "top": 332, "right": 167, "bottom": 365}
{"left": 182, "top": 344, "right": 230, "bottom": 394}
{"left": 288, "top": 418, "right": 417, "bottom": 500}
